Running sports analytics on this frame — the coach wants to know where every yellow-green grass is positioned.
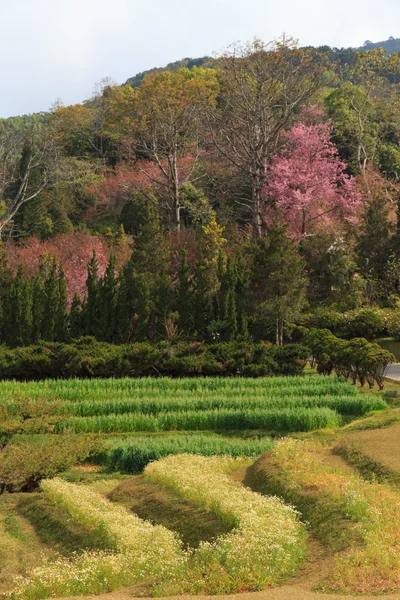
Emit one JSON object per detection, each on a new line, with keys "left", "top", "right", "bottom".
{"left": 0, "top": 484, "right": 122, "bottom": 596}
{"left": 334, "top": 422, "right": 400, "bottom": 483}
{"left": 145, "top": 454, "right": 306, "bottom": 594}
{"left": 248, "top": 438, "right": 400, "bottom": 594}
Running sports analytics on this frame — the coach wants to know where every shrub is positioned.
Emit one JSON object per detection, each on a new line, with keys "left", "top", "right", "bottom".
{"left": 0, "top": 339, "right": 309, "bottom": 380}
{"left": 0, "top": 435, "right": 100, "bottom": 494}
{"left": 305, "top": 328, "right": 394, "bottom": 389}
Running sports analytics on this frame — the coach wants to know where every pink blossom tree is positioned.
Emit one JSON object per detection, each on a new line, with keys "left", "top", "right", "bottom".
{"left": 6, "top": 232, "right": 130, "bottom": 304}
{"left": 264, "top": 122, "right": 362, "bottom": 236}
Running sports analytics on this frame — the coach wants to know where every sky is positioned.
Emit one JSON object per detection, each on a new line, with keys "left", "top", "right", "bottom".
{"left": 1, "top": 0, "right": 399, "bottom": 118}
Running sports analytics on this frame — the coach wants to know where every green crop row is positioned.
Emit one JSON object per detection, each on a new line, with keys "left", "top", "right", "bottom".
{"left": 60, "top": 394, "right": 385, "bottom": 417}
{"left": 56, "top": 407, "right": 341, "bottom": 434}
{"left": 0, "top": 375, "right": 357, "bottom": 402}
{"left": 104, "top": 434, "right": 274, "bottom": 473}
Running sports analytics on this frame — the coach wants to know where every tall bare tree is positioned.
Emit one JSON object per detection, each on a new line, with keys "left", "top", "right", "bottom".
{"left": 0, "top": 120, "right": 52, "bottom": 238}
{"left": 106, "top": 68, "right": 219, "bottom": 230}
{"left": 210, "top": 38, "right": 325, "bottom": 240}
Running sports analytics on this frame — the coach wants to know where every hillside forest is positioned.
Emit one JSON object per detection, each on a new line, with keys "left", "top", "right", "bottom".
{"left": 2, "top": 37, "right": 400, "bottom": 353}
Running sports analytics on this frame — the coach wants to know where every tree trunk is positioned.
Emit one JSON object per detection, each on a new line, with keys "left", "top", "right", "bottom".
{"left": 275, "top": 315, "right": 284, "bottom": 346}
{"left": 252, "top": 173, "right": 263, "bottom": 242}
{"left": 171, "top": 152, "right": 180, "bottom": 231}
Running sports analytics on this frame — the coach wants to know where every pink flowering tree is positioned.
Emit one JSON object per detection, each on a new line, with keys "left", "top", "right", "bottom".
{"left": 6, "top": 232, "right": 130, "bottom": 304}
{"left": 264, "top": 122, "right": 362, "bottom": 236}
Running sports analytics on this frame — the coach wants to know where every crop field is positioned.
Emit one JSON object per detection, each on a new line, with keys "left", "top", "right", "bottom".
{"left": 0, "top": 375, "right": 386, "bottom": 438}
{"left": 10, "top": 455, "right": 305, "bottom": 598}
{"left": 249, "top": 438, "right": 400, "bottom": 594}
{"left": 104, "top": 434, "right": 275, "bottom": 472}
{"left": 2, "top": 373, "right": 399, "bottom": 600}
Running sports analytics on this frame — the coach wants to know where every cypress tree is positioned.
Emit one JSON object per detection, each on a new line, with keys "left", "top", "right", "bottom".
{"left": 31, "top": 276, "right": 44, "bottom": 341}
{"left": 69, "top": 293, "right": 83, "bottom": 340}
{"left": 6, "top": 266, "right": 33, "bottom": 347}
{"left": 42, "top": 259, "right": 59, "bottom": 341}
{"left": 54, "top": 265, "right": 68, "bottom": 341}
{"left": 98, "top": 254, "right": 118, "bottom": 341}
{"left": 176, "top": 249, "right": 193, "bottom": 335}
{"left": 84, "top": 250, "right": 101, "bottom": 336}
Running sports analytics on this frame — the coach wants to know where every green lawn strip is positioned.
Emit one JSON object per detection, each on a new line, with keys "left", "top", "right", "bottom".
{"left": 55, "top": 406, "right": 342, "bottom": 434}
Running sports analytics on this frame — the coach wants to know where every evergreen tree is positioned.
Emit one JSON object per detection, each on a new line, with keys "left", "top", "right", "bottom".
{"left": 248, "top": 224, "right": 307, "bottom": 345}
{"left": 235, "top": 257, "right": 249, "bottom": 337}
{"left": 357, "top": 195, "right": 392, "bottom": 278}
{"left": 5, "top": 266, "right": 33, "bottom": 347}
{"left": 69, "top": 293, "right": 83, "bottom": 339}
{"left": 54, "top": 265, "right": 68, "bottom": 341}
{"left": 31, "top": 276, "right": 44, "bottom": 341}
{"left": 42, "top": 259, "right": 59, "bottom": 341}
{"left": 84, "top": 250, "right": 101, "bottom": 336}
{"left": 176, "top": 249, "right": 193, "bottom": 334}
{"left": 98, "top": 255, "right": 118, "bottom": 341}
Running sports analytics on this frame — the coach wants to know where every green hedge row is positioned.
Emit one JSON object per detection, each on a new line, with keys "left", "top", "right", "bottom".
{"left": 0, "top": 337, "right": 309, "bottom": 380}
{"left": 304, "top": 329, "right": 394, "bottom": 389}
{"left": 298, "top": 308, "right": 400, "bottom": 341}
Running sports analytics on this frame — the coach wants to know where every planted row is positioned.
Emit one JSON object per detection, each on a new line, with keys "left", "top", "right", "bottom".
{"left": 104, "top": 434, "right": 274, "bottom": 473}
{"left": 0, "top": 374, "right": 357, "bottom": 401}
{"left": 145, "top": 454, "right": 306, "bottom": 593}
{"left": 61, "top": 394, "right": 385, "bottom": 418}
{"left": 11, "top": 479, "right": 184, "bottom": 599}
{"left": 56, "top": 407, "right": 341, "bottom": 433}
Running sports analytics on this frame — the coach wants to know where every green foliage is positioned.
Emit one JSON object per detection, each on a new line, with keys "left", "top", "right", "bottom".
{"left": 125, "top": 56, "right": 213, "bottom": 88}
{"left": 248, "top": 224, "right": 307, "bottom": 344}
{"left": 304, "top": 328, "right": 394, "bottom": 389}
{"left": 105, "top": 435, "right": 274, "bottom": 472}
{"left": 0, "top": 338, "right": 308, "bottom": 379}
{"left": 0, "top": 434, "right": 100, "bottom": 493}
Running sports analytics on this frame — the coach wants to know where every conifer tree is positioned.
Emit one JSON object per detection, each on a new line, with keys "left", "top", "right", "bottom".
{"left": 31, "top": 276, "right": 44, "bottom": 341}
{"left": 54, "top": 265, "right": 68, "bottom": 341}
{"left": 42, "top": 259, "right": 59, "bottom": 341}
{"left": 69, "top": 293, "right": 83, "bottom": 339}
{"left": 248, "top": 223, "right": 307, "bottom": 345}
{"left": 176, "top": 249, "right": 193, "bottom": 335}
{"left": 98, "top": 254, "right": 118, "bottom": 341}
{"left": 84, "top": 250, "right": 101, "bottom": 336}
{"left": 6, "top": 266, "right": 33, "bottom": 347}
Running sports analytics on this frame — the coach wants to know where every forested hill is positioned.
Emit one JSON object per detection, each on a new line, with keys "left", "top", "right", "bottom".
{"left": 125, "top": 56, "right": 213, "bottom": 87}
{"left": 358, "top": 36, "right": 400, "bottom": 53}
{"left": 124, "top": 38, "right": 400, "bottom": 88}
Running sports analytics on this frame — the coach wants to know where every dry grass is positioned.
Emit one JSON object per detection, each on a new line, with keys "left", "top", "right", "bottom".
{"left": 335, "top": 422, "right": 400, "bottom": 483}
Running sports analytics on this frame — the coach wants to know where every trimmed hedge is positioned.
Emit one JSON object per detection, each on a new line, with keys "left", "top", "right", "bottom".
{"left": 304, "top": 329, "right": 394, "bottom": 389}
{"left": 298, "top": 308, "right": 400, "bottom": 341}
{"left": 0, "top": 338, "right": 309, "bottom": 380}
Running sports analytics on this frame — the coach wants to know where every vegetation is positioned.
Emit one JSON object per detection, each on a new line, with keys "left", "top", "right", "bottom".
{"left": 104, "top": 435, "right": 274, "bottom": 473}
{"left": 145, "top": 454, "right": 306, "bottom": 594}
{"left": 2, "top": 37, "right": 400, "bottom": 362}
{"left": 0, "top": 338, "right": 309, "bottom": 379}
{"left": 4, "top": 32, "right": 400, "bottom": 599}
{"left": 249, "top": 438, "right": 400, "bottom": 594}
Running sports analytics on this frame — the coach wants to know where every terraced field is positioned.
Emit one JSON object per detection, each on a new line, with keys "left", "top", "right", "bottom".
{"left": 1, "top": 374, "right": 398, "bottom": 600}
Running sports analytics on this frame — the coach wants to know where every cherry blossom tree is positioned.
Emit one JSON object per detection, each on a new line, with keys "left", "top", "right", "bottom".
{"left": 6, "top": 232, "right": 130, "bottom": 303}
{"left": 265, "top": 121, "right": 362, "bottom": 236}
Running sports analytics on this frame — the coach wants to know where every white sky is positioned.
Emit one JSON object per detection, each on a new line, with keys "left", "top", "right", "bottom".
{"left": 0, "top": 0, "right": 399, "bottom": 118}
